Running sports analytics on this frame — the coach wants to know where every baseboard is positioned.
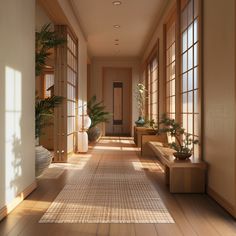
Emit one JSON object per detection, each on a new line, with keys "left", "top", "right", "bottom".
{"left": 207, "top": 186, "right": 235, "bottom": 218}
{"left": 0, "top": 180, "right": 37, "bottom": 221}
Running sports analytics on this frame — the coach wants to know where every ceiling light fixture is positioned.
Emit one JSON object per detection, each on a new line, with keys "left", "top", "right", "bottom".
{"left": 113, "top": 25, "right": 121, "bottom": 28}
{"left": 112, "top": 1, "right": 122, "bottom": 6}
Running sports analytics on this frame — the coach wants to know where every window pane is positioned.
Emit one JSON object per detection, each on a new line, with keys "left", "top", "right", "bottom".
{"left": 194, "top": 90, "right": 198, "bottom": 113}
{"left": 183, "top": 52, "right": 188, "bottom": 72}
{"left": 188, "top": 114, "right": 193, "bottom": 134}
{"left": 188, "top": 24, "right": 193, "bottom": 48}
{"left": 194, "top": 43, "right": 198, "bottom": 66}
{"left": 194, "top": 67, "right": 198, "bottom": 89}
{"left": 188, "top": 91, "right": 193, "bottom": 113}
{"left": 182, "top": 30, "right": 187, "bottom": 52}
{"left": 194, "top": 19, "right": 198, "bottom": 43}
{"left": 183, "top": 114, "right": 188, "bottom": 131}
{"left": 182, "top": 73, "right": 187, "bottom": 92}
{"left": 182, "top": 93, "right": 187, "bottom": 112}
{"left": 188, "top": 47, "right": 193, "bottom": 70}
{"left": 188, "top": 70, "right": 193, "bottom": 91}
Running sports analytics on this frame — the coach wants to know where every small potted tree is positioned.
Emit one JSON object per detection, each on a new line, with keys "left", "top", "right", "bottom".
{"left": 158, "top": 114, "right": 199, "bottom": 160}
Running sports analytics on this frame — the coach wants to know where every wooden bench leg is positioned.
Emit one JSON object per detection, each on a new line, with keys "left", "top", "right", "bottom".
{"left": 164, "top": 165, "right": 170, "bottom": 186}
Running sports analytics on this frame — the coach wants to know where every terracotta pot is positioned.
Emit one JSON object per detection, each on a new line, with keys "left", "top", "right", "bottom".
{"left": 35, "top": 145, "right": 52, "bottom": 177}
{"left": 173, "top": 152, "right": 192, "bottom": 160}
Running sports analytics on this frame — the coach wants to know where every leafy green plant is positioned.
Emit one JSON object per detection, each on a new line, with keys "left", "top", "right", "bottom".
{"left": 87, "top": 95, "right": 111, "bottom": 129}
{"left": 158, "top": 114, "right": 199, "bottom": 154}
{"left": 35, "top": 96, "right": 64, "bottom": 139}
{"left": 35, "top": 23, "right": 66, "bottom": 76}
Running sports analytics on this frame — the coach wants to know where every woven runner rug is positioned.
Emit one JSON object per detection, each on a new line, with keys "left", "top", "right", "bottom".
{"left": 39, "top": 143, "right": 174, "bottom": 223}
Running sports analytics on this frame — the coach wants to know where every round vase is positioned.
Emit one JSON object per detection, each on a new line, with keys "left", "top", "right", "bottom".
{"left": 135, "top": 117, "right": 145, "bottom": 127}
{"left": 35, "top": 145, "right": 53, "bottom": 177}
{"left": 87, "top": 126, "right": 102, "bottom": 142}
{"left": 173, "top": 152, "right": 192, "bottom": 160}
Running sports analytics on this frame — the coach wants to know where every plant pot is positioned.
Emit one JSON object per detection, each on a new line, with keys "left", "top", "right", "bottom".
{"left": 87, "top": 126, "right": 102, "bottom": 143}
{"left": 35, "top": 145, "right": 53, "bottom": 177}
{"left": 173, "top": 152, "right": 192, "bottom": 160}
{"left": 135, "top": 116, "right": 145, "bottom": 127}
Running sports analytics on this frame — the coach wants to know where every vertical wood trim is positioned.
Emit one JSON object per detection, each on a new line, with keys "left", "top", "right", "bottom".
{"left": 198, "top": 0, "right": 203, "bottom": 161}
{"left": 163, "top": 24, "right": 167, "bottom": 115}
{"left": 176, "top": 0, "right": 182, "bottom": 125}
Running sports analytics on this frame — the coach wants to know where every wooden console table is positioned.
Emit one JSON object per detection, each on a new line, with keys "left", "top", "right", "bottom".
{"left": 133, "top": 126, "right": 155, "bottom": 147}
{"left": 146, "top": 141, "right": 207, "bottom": 193}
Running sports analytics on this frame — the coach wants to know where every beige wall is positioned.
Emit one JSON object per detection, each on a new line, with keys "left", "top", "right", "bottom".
{"left": 90, "top": 58, "right": 140, "bottom": 135}
{"left": 0, "top": 0, "right": 35, "bottom": 208}
{"left": 203, "top": 0, "right": 236, "bottom": 207}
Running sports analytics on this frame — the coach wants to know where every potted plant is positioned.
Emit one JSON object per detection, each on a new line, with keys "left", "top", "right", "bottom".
{"left": 35, "top": 23, "right": 65, "bottom": 176}
{"left": 87, "top": 95, "right": 111, "bottom": 142}
{"left": 135, "top": 83, "right": 147, "bottom": 127}
{"left": 158, "top": 114, "right": 199, "bottom": 160}
{"left": 35, "top": 96, "right": 63, "bottom": 176}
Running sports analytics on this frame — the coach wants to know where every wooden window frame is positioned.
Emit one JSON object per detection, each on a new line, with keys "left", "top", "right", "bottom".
{"left": 163, "top": 0, "right": 202, "bottom": 160}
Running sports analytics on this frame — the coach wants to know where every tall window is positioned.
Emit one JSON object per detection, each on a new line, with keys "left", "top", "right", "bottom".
{"left": 180, "top": 0, "right": 200, "bottom": 157}
{"left": 165, "top": 14, "right": 176, "bottom": 120}
{"left": 147, "top": 53, "right": 159, "bottom": 123}
{"left": 67, "top": 31, "right": 78, "bottom": 154}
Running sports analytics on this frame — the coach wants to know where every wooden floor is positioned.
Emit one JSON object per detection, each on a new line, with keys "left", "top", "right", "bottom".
{"left": 1, "top": 137, "right": 236, "bottom": 236}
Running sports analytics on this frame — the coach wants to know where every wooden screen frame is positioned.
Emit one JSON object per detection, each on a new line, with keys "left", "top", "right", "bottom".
{"left": 54, "top": 25, "right": 79, "bottom": 162}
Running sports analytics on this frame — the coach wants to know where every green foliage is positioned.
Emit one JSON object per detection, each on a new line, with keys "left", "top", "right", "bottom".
{"left": 158, "top": 114, "right": 199, "bottom": 154}
{"left": 35, "top": 23, "right": 66, "bottom": 76}
{"left": 143, "top": 117, "right": 155, "bottom": 128}
{"left": 87, "top": 95, "right": 111, "bottom": 129}
{"left": 136, "top": 83, "right": 147, "bottom": 117}
{"left": 35, "top": 96, "right": 64, "bottom": 138}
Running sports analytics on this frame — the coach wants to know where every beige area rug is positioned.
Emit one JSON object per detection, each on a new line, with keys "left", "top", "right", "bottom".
{"left": 39, "top": 150, "right": 174, "bottom": 223}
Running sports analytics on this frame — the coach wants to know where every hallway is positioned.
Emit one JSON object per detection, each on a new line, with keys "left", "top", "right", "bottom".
{"left": 1, "top": 137, "right": 236, "bottom": 236}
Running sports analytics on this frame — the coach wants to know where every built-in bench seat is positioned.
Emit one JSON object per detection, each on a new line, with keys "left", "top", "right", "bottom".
{"left": 141, "top": 135, "right": 207, "bottom": 193}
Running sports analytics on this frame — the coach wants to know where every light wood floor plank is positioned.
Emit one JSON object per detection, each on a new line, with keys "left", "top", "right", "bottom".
{"left": 109, "top": 223, "right": 136, "bottom": 236}
{"left": 135, "top": 223, "right": 158, "bottom": 236}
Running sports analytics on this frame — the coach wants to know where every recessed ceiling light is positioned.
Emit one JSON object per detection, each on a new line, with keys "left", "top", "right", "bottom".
{"left": 113, "top": 25, "right": 121, "bottom": 28}
{"left": 112, "top": 1, "right": 122, "bottom": 6}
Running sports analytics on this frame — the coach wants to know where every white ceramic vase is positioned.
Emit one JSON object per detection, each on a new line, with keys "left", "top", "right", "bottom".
{"left": 35, "top": 145, "right": 53, "bottom": 177}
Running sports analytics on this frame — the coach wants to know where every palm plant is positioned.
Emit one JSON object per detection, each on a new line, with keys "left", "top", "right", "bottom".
{"left": 87, "top": 95, "right": 111, "bottom": 129}
{"left": 35, "top": 23, "right": 65, "bottom": 76}
{"left": 35, "top": 96, "right": 64, "bottom": 139}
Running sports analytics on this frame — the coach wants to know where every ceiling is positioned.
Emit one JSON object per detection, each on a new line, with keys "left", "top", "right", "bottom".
{"left": 70, "top": 0, "right": 166, "bottom": 58}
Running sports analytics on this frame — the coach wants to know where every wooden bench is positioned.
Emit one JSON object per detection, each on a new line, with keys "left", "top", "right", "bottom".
{"left": 141, "top": 136, "right": 207, "bottom": 193}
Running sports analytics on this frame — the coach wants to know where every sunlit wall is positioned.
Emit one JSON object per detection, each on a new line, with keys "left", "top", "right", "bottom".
{"left": 0, "top": 0, "right": 35, "bottom": 208}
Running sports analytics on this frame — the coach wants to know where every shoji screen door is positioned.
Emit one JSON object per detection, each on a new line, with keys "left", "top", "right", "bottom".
{"left": 54, "top": 26, "right": 78, "bottom": 162}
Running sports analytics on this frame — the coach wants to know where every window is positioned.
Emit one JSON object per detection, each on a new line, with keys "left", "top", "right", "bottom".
{"left": 165, "top": 13, "right": 176, "bottom": 120}
{"left": 67, "top": 31, "right": 78, "bottom": 154}
{"left": 147, "top": 51, "right": 159, "bottom": 123}
{"left": 180, "top": 0, "right": 200, "bottom": 157}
